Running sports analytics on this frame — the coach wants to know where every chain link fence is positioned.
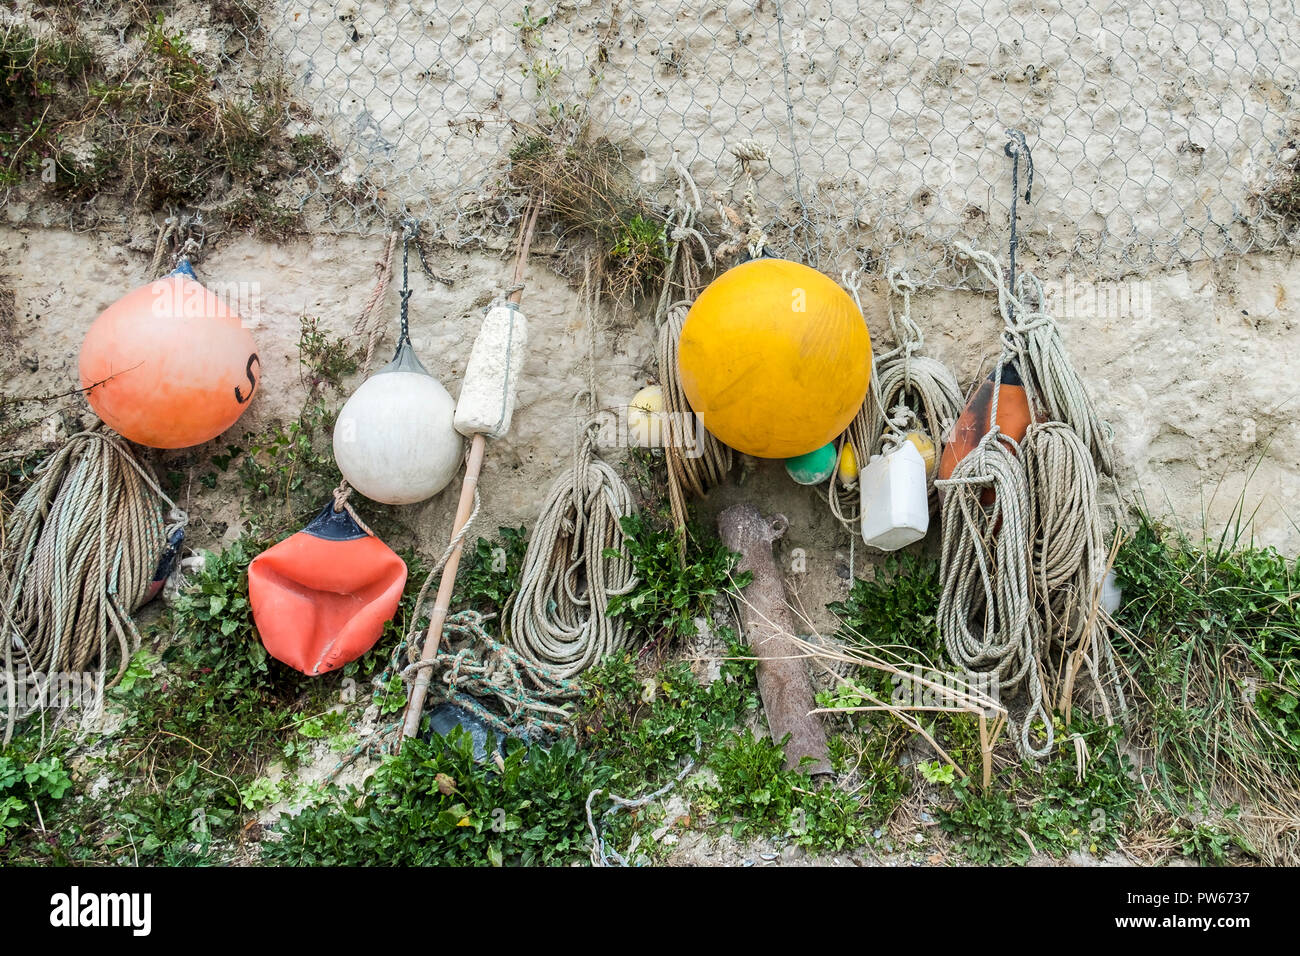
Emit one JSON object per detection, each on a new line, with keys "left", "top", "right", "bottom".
{"left": 261, "top": 0, "right": 1300, "bottom": 286}
{"left": 6, "top": 1, "right": 1294, "bottom": 287}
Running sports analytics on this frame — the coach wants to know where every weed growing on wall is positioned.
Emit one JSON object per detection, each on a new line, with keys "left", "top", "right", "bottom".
{"left": 0, "top": 8, "right": 342, "bottom": 235}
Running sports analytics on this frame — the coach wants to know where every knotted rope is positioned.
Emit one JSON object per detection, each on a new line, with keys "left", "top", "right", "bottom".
{"left": 655, "top": 152, "right": 732, "bottom": 536}
{"left": 147, "top": 211, "right": 205, "bottom": 278}
{"left": 404, "top": 610, "right": 580, "bottom": 738}
{"left": 2, "top": 429, "right": 183, "bottom": 744}
{"left": 329, "top": 480, "right": 375, "bottom": 537}
{"left": 712, "top": 139, "right": 770, "bottom": 263}
{"left": 327, "top": 608, "right": 581, "bottom": 780}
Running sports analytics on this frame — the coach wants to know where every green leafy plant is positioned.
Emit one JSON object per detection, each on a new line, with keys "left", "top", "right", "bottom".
{"left": 452, "top": 527, "right": 529, "bottom": 622}
{"left": 701, "top": 729, "right": 866, "bottom": 851}
{"left": 605, "top": 515, "right": 750, "bottom": 645}
{"left": 1172, "top": 813, "right": 1250, "bottom": 865}
{"left": 919, "top": 760, "right": 956, "bottom": 786}
{"left": 937, "top": 718, "right": 1137, "bottom": 864}
{"left": 233, "top": 317, "right": 359, "bottom": 536}
{"left": 0, "top": 755, "right": 72, "bottom": 847}
{"left": 829, "top": 552, "right": 944, "bottom": 668}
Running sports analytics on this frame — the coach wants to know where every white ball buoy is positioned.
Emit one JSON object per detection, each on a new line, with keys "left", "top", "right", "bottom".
{"left": 333, "top": 343, "right": 463, "bottom": 505}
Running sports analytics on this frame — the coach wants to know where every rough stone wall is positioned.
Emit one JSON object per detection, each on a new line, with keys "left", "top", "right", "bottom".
{"left": 3, "top": 224, "right": 1299, "bottom": 633}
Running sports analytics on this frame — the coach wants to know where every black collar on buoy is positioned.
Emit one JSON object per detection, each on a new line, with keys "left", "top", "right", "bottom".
{"left": 377, "top": 335, "right": 433, "bottom": 377}
{"left": 989, "top": 360, "right": 1024, "bottom": 387}
{"left": 300, "top": 501, "right": 370, "bottom": 541}
{"left": 735, "top": 246, "right": 780, "bottom": 265}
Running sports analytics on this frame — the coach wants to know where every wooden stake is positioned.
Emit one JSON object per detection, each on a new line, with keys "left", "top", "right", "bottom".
{"left": 400, "top": 432, "right": 488, "bottom": 739}
{"left": 399, "top": 201, "right": 539, "bottom": 743}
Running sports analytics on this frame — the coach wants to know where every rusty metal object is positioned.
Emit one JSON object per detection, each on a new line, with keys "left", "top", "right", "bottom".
{"left": 718, "top": 503, "right": 832, "bottom": 776}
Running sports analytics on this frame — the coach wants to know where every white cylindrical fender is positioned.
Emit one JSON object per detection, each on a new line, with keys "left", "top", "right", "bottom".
{"left": 333, "top": 345, "right": 463, "bottom": 505}
{"left": 455, "top": 304, "right": 528, "bottom": 439}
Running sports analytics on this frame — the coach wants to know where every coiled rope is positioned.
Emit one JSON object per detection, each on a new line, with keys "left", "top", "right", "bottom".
{"left": 328, "top": 608, "right": 581, "bottom": 780}
{"left": 507, "top": 263, "right": 639, "bottom": 680}
{"left": 959, "top": 242, "right": 1123, "bottom": 714}
{"left": 959, "top": 244, "right": 1114, "bottom": 475}
{"left": 934, "top": 133, "right": 1123, "bottom": 758}
{"left": 507, "top": 403, "right": 638, "bottom": 680}
{"left": 860, "top": 270, "right": 964, "bottom": 476}
{"left": 2, "top": 428, "right": 182, "bottom": 744}
{"left": 935, "top": 385, "right": 1049, "bottom": 758}
{"left": 405, "top": 610, "right": 580, "bottom": 738}
{"left": 1022, "top": 421, "right": 1126, "bottom": 722}
{"left": 831, "top": 269, "right": 963, "bottom": 530}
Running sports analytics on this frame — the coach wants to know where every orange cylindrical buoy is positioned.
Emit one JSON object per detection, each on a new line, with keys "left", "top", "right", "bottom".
{"left": 938, "top": 362, "right": 1031, "bottom": 503}
{"left": 248, "top": 503, "right": 407, "bottom": 676}
{"left": 79, "top": 260, "right": 259, "bottom": 449}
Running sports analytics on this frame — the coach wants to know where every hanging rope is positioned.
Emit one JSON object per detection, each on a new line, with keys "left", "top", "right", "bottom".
{"left": 508, "top": 264, "right": 639, "bottom": 680}
{"left": 2, "top": 429, "right": 183, "bottom": 744}
{"left": 935, "top": 372, "right": 1049, "bottom": 758}
{"left": 1022, "top": 423, "right": 1126, "bottom": 722}
{"left": 956, "top": 250, "right": 1113, "bottom": 474}
{"left": 861, "top": 270, "right": 964, "bottom": 471}
{"left": 935, "top": 133, "right": 1050, "bottom": 759}
{"left": 712, "top": 140, "right": 771, "bottom": 263}
{"left": 936, "top": 132, "right": 1121, "bottom": 757}
{"left": 329, "top": 480, "right": 375, "bottom": 537}
{"left": 655, "top": 152, "right": 732, "bottom": 535}
{"left": 508, "top": 400, "right": 638, "bottom": 679}
{"left": 354, "top": 228, "right": 399, "bottom": 374}
{"left": 829, "top": 269, "right": 963, "bottom": 530}
{"left": 147, "top": 211, "right": 205, "bottom": 278}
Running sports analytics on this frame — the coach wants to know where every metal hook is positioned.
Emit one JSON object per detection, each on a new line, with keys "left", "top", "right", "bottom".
{"left": 1003, "top": 129, "right": 1034, "bottom": 312}
{"left": 1004, "top": 129, "right": 1033, "bottom": 203}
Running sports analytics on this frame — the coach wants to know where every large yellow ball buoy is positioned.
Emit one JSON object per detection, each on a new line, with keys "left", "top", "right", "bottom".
{"left": 678, "top": 259, "right": 871, "bottom": 459}
{"left": 79, "top": 261, "right": 260, "bottom": 449}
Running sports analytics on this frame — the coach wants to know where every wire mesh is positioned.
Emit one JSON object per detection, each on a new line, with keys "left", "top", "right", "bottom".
{"left": 169, "top": 1, "right": 1300, "bottom": 285}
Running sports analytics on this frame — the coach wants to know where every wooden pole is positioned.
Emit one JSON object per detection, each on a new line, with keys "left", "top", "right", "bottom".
{"left": 400, "top": 202, "right": 539, "bottom": 743}
{"left": 400, "top": 432, "right": 487, "bottom": 739}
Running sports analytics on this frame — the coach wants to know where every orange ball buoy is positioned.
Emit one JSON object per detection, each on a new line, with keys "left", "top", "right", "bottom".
{"left": 678, "top": 258, "right": 871, "bottom": 459}
{"left": 938, "top": 361, "right": 1032, "bottom": 505}
{"left": 79, "top": 261, "right": 260, "bottom": 449}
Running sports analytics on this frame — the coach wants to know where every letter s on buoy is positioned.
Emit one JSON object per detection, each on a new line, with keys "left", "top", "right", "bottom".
{"left": 235, "top": 354, "right": 260, "bottom": 404}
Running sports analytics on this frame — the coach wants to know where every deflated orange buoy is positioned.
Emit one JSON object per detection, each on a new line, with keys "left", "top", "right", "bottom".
{"left": 79, "top": 260, "right": 259, "bottom": 449}
{"left": 938, "top": 362, "right": 1031, "bottom": 504}
{"left": 248, "top": 503, "right": 407, "bottom": 676}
